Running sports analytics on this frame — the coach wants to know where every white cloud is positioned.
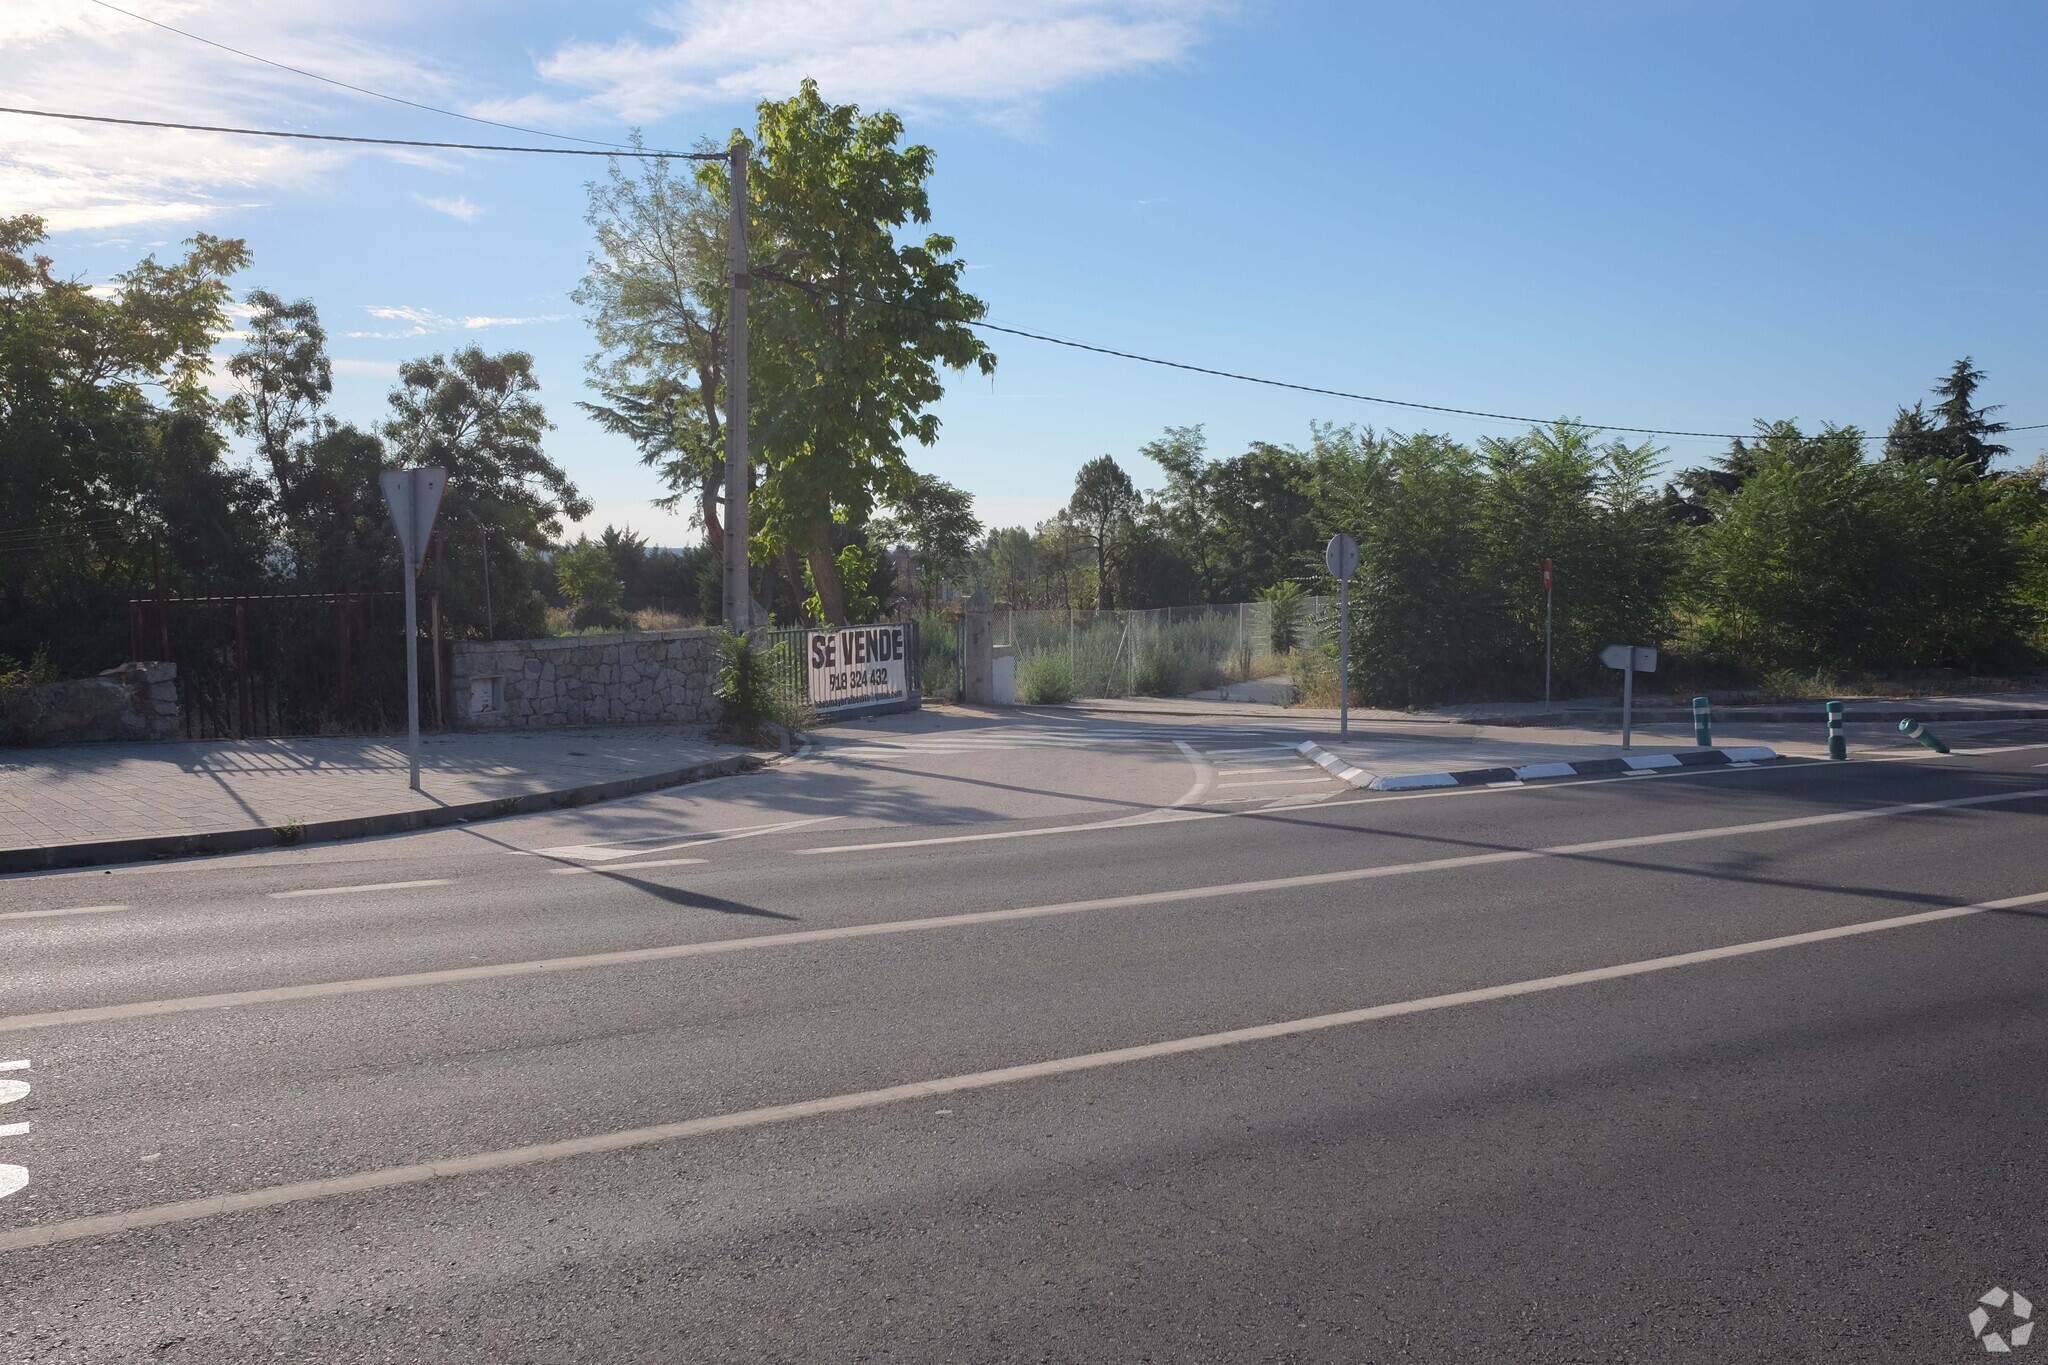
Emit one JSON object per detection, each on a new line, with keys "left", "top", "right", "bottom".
{"left": 0, "top": 1, "right": 480, "bottom": 230}
{"left": 523, "top": 0, "right": 1223, "bottom": 125}
{"left": 416, "top": 192, "right": 484, "bottom": 221}
{"left": 345, "top": 304, "right": 563, "bottom": 338}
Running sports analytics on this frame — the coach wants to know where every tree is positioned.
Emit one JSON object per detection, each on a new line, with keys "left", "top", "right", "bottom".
{"left": 575, "top": 136, "right": 733, "bottom": 556}
{"left": 1931, "top": 357, "right": 2009, "bottom": 477}
{"left": 225, "top": 290, "right": 332, "bottom": 512}
{"left": 0, "top": 214, "right": 254, "bottom": 670}
{"left": 383, "top": 348, "right": 591, "bottom": 637}
{"left": 745, "top": 80, "right": 996, "bottom": 624}
{"left": 555, "top": 535, "right": 623, "bottom": 610}
{"left": 1066, "top": 455, "right": 1140, "bottom": 609}
{"left": 870, "top": 470, "right": 980, "bottom": 607}
{"left": 1882, "top": 401, "right": 1943, "bottom": 465}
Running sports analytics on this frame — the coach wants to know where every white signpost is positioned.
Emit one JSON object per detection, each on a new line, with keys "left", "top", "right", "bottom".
{"left": 1600, "top": 643, "right": 1658, "bottom": 749}
{"left": 379, "top": 467, "right": 446, "bottom": 791}
{"left": 806, "top": 624, "right": 911, "bottom": 715}
{"left": 1325, "top": 533, "right": 1359, "bottom": 738}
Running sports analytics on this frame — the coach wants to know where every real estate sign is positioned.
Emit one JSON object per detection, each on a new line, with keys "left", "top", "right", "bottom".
{"left": 807, "top": 624, "right": 911, "bottom": 712}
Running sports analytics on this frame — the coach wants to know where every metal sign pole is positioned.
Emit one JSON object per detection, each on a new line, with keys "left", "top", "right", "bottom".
{"left": 380, "top": 467, "right": 446, "bottom": 794}
{"left": 1543, "top": 558, "right": 1554, "bottom": 705}
{"left": 1621, "top": 657, "right": 1634, "bottom": 751}
{"left": 402, "top": 563, "right": 420, "bottom": 789}
{"left": 1338, "top": 577, "right": 1350, "bottom": 739}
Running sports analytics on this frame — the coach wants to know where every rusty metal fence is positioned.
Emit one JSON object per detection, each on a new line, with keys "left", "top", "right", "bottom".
{"left": 127, "top": 592, "right": 436, "bottom": 739}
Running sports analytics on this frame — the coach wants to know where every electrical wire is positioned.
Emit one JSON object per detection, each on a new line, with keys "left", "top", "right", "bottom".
{"left": 10, "top": 105, "right": 2038, "bottom": 443}
{"left": 0, "top": 105, "right": 723, "bottom": 159}
{"left": 756, "top": 272, "right": 2048, "bottom": 444}
{"left": 79, "top": 0, "right": 642, "bottom": 153}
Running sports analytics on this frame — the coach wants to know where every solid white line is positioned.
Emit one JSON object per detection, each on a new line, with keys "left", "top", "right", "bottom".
{"left": 268, "top": 879, "right": 450, "bottom": 900}
{"left": 799, "top": 808, "right": 1225, "bottom": 854}
{"left": 0, "top": 1060, "right": 27, "bottom": 1072}
{"left": 532, "top": 816, "right": 842, "bottom": 862}
{"left": 1202, "top": 744, "right": 1297, "bottom": 754}
{"left": 4, "top": 888, "right": 2038, "bottom": 1255}
{"left": 9, "top": 784, "right": 2044, "bottom": 1037}
{"left": 0, "top": 1122, "right": 26, "bottom": 1138}
{"left": 550, "top": 857, "right": 708, "bottom": 877}
{"left": 1216, "top": 776, "right": 1333, "bottom": 788}
{"left": 0, "top": 904, "right": 131, "bottom": 923}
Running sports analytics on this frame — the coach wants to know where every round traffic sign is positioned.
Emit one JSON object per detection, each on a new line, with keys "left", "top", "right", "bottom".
{"left": 1325, "top": 532, "right": 1359, "bottom": 580}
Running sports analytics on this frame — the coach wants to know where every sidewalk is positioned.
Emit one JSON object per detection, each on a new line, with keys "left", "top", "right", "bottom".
{"left": 0, "top": 726, "right": 768, "bottom": 872}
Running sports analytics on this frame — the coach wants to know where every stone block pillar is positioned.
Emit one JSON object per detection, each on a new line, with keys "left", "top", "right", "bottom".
{"left": 962, "top": 592, "right": 995, "bottom": 704}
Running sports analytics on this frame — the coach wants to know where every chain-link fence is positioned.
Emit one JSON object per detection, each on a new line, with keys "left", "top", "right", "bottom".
{"left": 987, "top": 600, "right": 1343, "bottom": 703}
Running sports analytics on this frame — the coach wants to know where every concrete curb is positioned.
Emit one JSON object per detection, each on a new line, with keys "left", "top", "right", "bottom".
{"left": 1293, "top": 740, "right": 1778, "bottom": 792}
{"left": 0, "top": 752, "right": 766, "bottom": 875}
{"left": 1457, "top": 706, "right": 2048, "bottom": 728}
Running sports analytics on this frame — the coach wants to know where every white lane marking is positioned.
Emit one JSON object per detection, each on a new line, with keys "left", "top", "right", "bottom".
{"left": 0, "top": 1081, "right": 26, "bottom": 1106}
{"left": 1171, "top": 740, "right": 1212, "bottom": 808}
{"left": 1216, "top": 775, "right": 1334, "bottom": 788}
{"left": 532, "top": 816, "right": 841, "bottom": 862}
{"left": 0, "top": 1168, "right": 24, "bottom": 1202}
{"left": 268, "top": 879, "right": 451, "bottom": 900}
{"left": 1213, "top": 762, "right": 1305, "bottom": 775}
{"left": 550, "top": 857, "right": 708, "bottom": 877}
{"left": 4, "top": 888, "right": 2039, "bottom": 1253}
{"left": 0, "top": 1123, "right": 27, "bottom": 1138}
{"left": 0, "top": 904, "right": 132, "bottom": 924}
{"left": 0, "top": 1060, "right": 29, "bottom": 1072}
{"left": 9, "top": 785, "right": 2045, "bottom": 1036}
{"left": 799, "top": 807, "right": 1224, "bottom": 854}
{"left": 1201, "top": 744, "right": 1297, "bottom": 755}
{"left": 0, "top": 1059, "right": 27, "bottom": 1193}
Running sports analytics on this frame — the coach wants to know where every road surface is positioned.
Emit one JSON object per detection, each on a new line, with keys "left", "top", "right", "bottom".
{"left": 3, "top": 711, "right": 2045, "bottom": 1361}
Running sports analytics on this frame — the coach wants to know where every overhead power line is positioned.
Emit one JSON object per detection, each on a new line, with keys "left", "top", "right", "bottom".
{"left": 0, "top": 105, "right": 721, "bottom": 159}
{"left": 10, "top": 105, "right": 2039, "bottom": 443}
{"left": 80, "top": 0, "right": 638, "bottom": 153}
{"left": 757, "top": 273, "right": 2048, "bottom": 444}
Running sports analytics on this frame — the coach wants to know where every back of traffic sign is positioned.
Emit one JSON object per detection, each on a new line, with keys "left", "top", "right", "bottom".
{"left": 1325, "top": 532, "right": 1359, "bottom": 581}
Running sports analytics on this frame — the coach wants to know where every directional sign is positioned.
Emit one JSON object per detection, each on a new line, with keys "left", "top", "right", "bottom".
{"left": 379, "top": 466, "right": 447, "bottom": 576}
{"left": 1324, "top": 532, "right": 1359, "bottom": 581}
{"left": 1600, "top": 644, "right": 1658, "bottom": 673}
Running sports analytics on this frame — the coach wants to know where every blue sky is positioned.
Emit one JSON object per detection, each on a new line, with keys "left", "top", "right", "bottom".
{"left": 7, "top": 1, "right": 2045, "bottom": 544}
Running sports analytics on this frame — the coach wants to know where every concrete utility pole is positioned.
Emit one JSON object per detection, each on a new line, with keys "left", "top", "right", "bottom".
{"left": 722, "top": 139, "right": 752, "bottom": 631}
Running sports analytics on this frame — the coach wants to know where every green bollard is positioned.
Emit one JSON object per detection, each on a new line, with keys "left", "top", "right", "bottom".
{"left": 1899, "top": 718, "right": 1951, "bottom": 754}
{"left": 1692, "top": 695, "right": 1712, "bottom": 747}
{"left": 1825, "top": 700, "right": 1846, "bottom": 760}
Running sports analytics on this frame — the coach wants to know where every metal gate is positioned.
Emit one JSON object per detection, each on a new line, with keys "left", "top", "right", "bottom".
{"left": 127, "top": 592, "right": 432, "bottom": 739}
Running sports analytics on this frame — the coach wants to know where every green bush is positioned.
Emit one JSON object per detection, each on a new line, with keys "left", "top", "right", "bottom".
{"left": 0, "top": 647, "right": 58, "bottom": 692}
{"left": 1260, "top": 581, "right": 1306, "bottom": 653}
{"left": 1017, "top": 653, "right": 1075, "bottom": 704}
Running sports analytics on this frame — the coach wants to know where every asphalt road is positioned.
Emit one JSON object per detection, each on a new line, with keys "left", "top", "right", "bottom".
{"left": 3, "top": 712, "right": 2047, "bottom": 1362}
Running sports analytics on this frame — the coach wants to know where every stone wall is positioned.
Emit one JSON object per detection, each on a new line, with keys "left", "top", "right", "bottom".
{"left": 449, "top": 628, "right": 722, "bottom": 730}
{"left": 0, "top": 662, "right": 179, "bottom": 746}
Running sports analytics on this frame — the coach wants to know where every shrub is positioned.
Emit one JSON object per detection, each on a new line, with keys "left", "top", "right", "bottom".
{"left": 1017, "top": 653, "right": 1075, "bottom": 704}
{"left": 715, "top": 630, "right": 774, "bottom": 743}
{"left": 0, "top": 647, "right": 58, "bottom": 692}
{"left": 1260, "top": 581, "right": 1306, "bottom": 653}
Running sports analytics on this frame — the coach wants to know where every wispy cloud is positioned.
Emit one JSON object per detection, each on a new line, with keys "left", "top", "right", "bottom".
{"left": 507, "top": 0, "right": 1225, "bottom": 127}
{"left": 416, "top": 192, "right": 484, "bottom": 221}
{"left": 0, "top": 1, "right": 477, "bottom": 230}
{"left": 345, "top": 304, "right": 563, "bottom": 339}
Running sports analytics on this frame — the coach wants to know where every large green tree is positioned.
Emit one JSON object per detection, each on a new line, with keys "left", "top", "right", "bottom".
{"left": 0, "top": 215, "right": 258, "bottom": 670}
{"left": 743, "top": 80, "right": 995, "bottom": 624}
{"left": 1065, "top": 455, "right": 1140, "bottom": 610}
{"left": 383, "top": 348, "right": 591, "bottom": 638}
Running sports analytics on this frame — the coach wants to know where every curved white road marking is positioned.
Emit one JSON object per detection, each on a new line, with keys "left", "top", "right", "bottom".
{"left": 0, "top": 1060, "right": 27, "bottom": 1202}
{"left": 3, "top": 889, "right": 2043, "bottom": 1253}
{"left": 4, "top": 785, "right": 2045, "bottom": 1036}
{"left": 1170, "top": 740, "right": 1212, "bottom": 808}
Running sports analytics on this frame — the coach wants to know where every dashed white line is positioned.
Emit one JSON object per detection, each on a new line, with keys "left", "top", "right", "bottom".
{"left": 550, "top": 857, "right": 708, "bottom": 877}
{"left": 0, "top": 904, "right": 131, "bottom": 923}
{"left": 4, "top": 887, "right": 2040, "bottom": 1253}
{"left": 269, "top": 879, "right": 450, "bottom": 900}
{"left": 9, "top": 785, "right": 2043, "bottom": 1037}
